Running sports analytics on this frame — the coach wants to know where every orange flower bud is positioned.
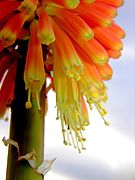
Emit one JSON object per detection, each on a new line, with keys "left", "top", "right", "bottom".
{"left": 96, "top": 63, "right": 113, "bottom": 80}
{"left": 76, "top": 4, "right": 113, "bottom": 27}
{"left": 107, "top": 50, "right": 121, "bottom": 59}
{"left": 0, "top": 13, "right": 30, "bottom": 49}
{"left": 96, "top": 0, "right": 124, "bottom": 7}
{"left": 93, "top": 26, "right": 123, "bottom": 51}
{"left": 37, "top": 8, "right": 55, "bottom": 45}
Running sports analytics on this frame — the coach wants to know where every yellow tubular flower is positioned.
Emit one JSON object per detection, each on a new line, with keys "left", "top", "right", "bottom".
{"left": 52, "top": 19, "right": 83, "bottom": 80}
{"left": 53, "top": 52, "right": 88, "bottom": 152}
{"left": 24, "top": 20, "right": 46, "bottom": 110}
{"left": 79, "top": 95, "right": 90, "bottom": 128}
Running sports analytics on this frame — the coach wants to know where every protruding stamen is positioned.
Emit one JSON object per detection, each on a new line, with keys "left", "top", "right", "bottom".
{"left": 80, "top": 141, "right": 86, "bottom": 150}
{"left": 104, "top": 120, "right": 110, "bottom": 126}
{"left": 62, "top": 129, "right": 68, "bottom": 145}
{"left": 87, "top": 99, "right": 94, "bottom": 110}
{"left": 75, "top": 133, "right": 81, "bottom": 153}
{"left": 25, "top": 89, "right": 32, "bottom": 109}
{"left": 35, "top": 92, "right": 41, "bottom": 111}
{"left": 25, "top": 101, "right": 32, "bottom": 109}
{"left": 89, "top": 102, "right": 93, "bottom": 110}
{"left": 28, "top": 89, "right": 31, "bottom": 102}
{"left": 79, "top": 130, "right": 86, "bottom": 150}
{"left": 80, "top": 130, "right": 86, "bottom": 141}
{"left": 69, "top": 129, "right": 76, "bottom": 149}
{"left": 94, "top": 103, "right": 110, "bottom": 126}
{"left": 66, "top": 128, "right": 72, "bottom": 146}
{"left": 60, "top": 113, "right": 68, "bottom": 145}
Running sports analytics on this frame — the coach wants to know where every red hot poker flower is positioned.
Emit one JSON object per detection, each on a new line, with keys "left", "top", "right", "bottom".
{"left": 24, "top": 20, "right": 46, "bottom": 110}
{"left": 0, "top": 0, "right": 125, "bottom": 152}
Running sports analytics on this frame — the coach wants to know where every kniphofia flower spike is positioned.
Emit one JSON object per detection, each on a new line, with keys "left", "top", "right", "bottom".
{"left": 0, "top": 0, "right": 125, "bottom": 152}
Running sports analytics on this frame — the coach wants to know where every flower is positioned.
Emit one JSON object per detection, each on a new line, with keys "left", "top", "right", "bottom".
{"left": 0, "top": 60, "right": 17, "bottom": 119}
{"left": 0, "top": 13, "right": 31, "bottom": 51}
{"left": 24, "top": 20, "right": 46, "bottom": 110}
{"left": 37, "top": 7, "right": 55, "bottom": 45}
{"left": 0, "top": 0, "right": 125, "bottom": 152}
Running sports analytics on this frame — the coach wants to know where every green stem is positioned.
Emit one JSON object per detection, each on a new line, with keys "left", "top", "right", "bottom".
{"left": 6, "top": 41, "right": 45, "bottom": 180}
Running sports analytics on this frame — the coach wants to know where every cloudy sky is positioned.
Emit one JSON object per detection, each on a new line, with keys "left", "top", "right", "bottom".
{"left": 0, "top": 1, "right": 135, "bottom": 180}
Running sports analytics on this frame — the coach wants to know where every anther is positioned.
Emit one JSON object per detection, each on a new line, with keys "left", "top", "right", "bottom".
{"left": 25, "top": 101, "right": 32, "bottom": 109}
{"left": 104, "top": 120, "right": 110, "bottom": 126}
{"left": 63, "top": 140, "right": 68, "bottom": 145}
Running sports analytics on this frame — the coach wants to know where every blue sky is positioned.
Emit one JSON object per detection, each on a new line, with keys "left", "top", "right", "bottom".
{"left": 106, "top": 0, "right": 135, "bottom": 141}
{"left": 0, "top": 1, "right": 135, "bottom": 180}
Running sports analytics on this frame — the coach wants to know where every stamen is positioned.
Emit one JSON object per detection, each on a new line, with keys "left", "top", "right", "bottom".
{"left": 25, "top": 101, "right": 32, "bottom": 109}
{"left": 80, "top": 141, "right": 86, "bottom": 150}
{"left": 92, "top": 92, "right": 99, "bottom": 99}
{"left": 60, "top": 113, "right": 68, "bottom": 145}
{"left": 28, "top": 89, "right": 31, "bottom": 102}
{"left": 75, "top": 133, "right": 81, "bottom": 153}
{"left": 89, "top": 102, "right": 93, "bottom": 110}
{"left": 77, "top": 115, "right": 83, "bottom": 130}
{"left": 62, "top": 129, "right": 68, "bottom": 145}
{"left": 80, "top": 130, "right": 86, "bottom": 141}
{"left": 69, "top": 128, "right": 76, "bottom": 149}
{"left": 79, "top": 130, "right": 86, "bottom": 150}
{"left": 75, "top": 75, "right": 81, "bottom": 81}
{"left": 87, "top": 99, "right": 93, "bottom": 110}
{"left": 98, "top": 103, "right": 107, "bottom": 115}
{"left": 67, "top": 72, "right": 74, "bottom": 78}
{"left": 104, "top": 120, "right": 110, "bottom": 126}
{"left": 35, "top": 92, "right": 41, "bottom": 111}
{"left": 25, "top": 89, "right": 32, "bottom": 109}
{"left": 94, "top": 103, "right": 110, "bottom": 126}
{"left": 66, "top": 128, "right": 72, "bottom": 146}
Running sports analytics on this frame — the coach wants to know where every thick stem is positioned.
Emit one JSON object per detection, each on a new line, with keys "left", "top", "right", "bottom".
{"left": 6, "top": 41, "right": 45, "bottom": 180}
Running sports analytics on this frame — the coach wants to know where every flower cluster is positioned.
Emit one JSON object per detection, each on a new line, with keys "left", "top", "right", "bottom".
{"left": 0, "top": 0, "right": 125, "bottom": 152}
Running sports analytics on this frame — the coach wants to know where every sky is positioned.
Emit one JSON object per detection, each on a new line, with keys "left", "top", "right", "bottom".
{"left": 0, "top": 1, "right": 135, "bottom": 180}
